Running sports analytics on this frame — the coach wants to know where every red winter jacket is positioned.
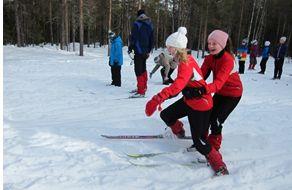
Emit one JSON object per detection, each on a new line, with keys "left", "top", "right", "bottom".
{"left": 201, "top": 52, "right": 243, "bottom": 97}
{"left": 158, "top": 55, "right": 213, "bottom": 111}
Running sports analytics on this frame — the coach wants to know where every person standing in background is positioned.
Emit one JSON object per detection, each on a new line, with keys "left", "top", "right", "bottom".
{"left": 237, "top": 39, "right": 248, "bottom": 74}
{"left": 273, "top": 36, "right": 288, "bottom": 79}
{"left": 128, "top": 9, "right": 154, "bottom": 98}
{"left": 249, "top": 40, "right": 258, "bottom": 70}
{"left": 108, "top": 31, "right": 123, "bottom": 87}
{"left": 258, "top": 41, "right": 270, "bottom": 74}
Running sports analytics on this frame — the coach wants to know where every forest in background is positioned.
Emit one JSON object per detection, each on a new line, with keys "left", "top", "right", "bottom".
{"left": 3, "top": 0, "right": 292, "bottom": 56}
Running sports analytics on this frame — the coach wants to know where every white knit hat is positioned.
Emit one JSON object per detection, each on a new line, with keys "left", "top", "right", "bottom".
{"left": 280, "top": 36, "right": 287, "bottom": 42}
{"left": 264, "top": 41, "right": 270, "bottom": 46}
{"left": 251, "top": 40, "right": 258, "bottom": 45}
{"left": 165, "top": 27, "right": 188, "bottom": 49}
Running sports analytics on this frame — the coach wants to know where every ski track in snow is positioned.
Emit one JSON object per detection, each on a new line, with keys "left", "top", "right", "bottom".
{"left": 3, "top": 45, "right": 292, "bottom": 190}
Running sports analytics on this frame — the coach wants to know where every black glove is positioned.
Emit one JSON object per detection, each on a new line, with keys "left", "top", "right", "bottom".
{"left": 182, "top": 86, "right": 206, "bottom": 99}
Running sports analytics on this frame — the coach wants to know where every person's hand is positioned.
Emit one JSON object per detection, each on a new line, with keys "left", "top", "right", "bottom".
{"left": 145, "top": 95, "right": 163, "bottom": 117}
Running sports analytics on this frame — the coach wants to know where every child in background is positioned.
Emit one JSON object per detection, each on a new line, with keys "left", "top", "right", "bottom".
{"left": 149, "top": 52, "right": 178, "bottom": 85}
{"left": 273, "top": 36, "right": 288, "bottom": 79}
{"left": 108, "top": 31, "right": 123, "bottom": 87}
{"left": 249, "top": 40, "right": 258, "bottom": 70}
{"left": 258, "top": 41, "right": 270, "bottom": 74}
{"left": 237, "top": 39, "right": 248, "bottom": 74}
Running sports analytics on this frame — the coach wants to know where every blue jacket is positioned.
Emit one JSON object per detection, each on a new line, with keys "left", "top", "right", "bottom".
{"left": 110, "top": 36, "right": 123, "bottom": 66}
{"left": 274, "top": 44, "right": 287, "bottom": 59}
{"left": 262, "top": 46, "right": 270, "bottom": 59}
{"left": 129, "top": 15, "right": 154, "bottom": 55}
{"left": 237, "top": 45, "right": 248, "bottom": 61}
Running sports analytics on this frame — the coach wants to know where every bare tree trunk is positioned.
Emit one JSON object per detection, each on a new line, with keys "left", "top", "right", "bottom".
{"left": 237, "top": 0, "right": 245, "bottom": 48}
{"left": 108, "top": 0, "right": 112, "bottom": 56}
{"left": 275, "top": 13, "right": 281, "bottom": 43}
{"left": 202, "top": 0, "right": 209, "bottom": 58}
{"left": 79, "top": 0, "right": 84, "bottom": 56}
{"left": 197, "top": 12, "right": 202, "bottom": 59}
{"left": 49, "top": 0, "right": 53, "bottom": 45}
{"left": 72, "top": 3, "right": 76, "bottom": 51}
{"left": 255, "top": 0, "right": 267, "bottom": 42}
{"left": 156, "top": 7, "right": 160, "bottom": 49}
{"left": 171, "top": 0, "right": 176, "bottom": 32}
{"left": 87, "top": 25, "right": 90, "bottom": 47}
{"left": 14, "top": 0, "right": 22, "bottom": 47}
{"left": 252, "top": 0, "right": 261, "bottom": 40}
{"left": 282, "top": 19, "right": 286, "bottom": 36}
{"left": 247, "top": 0, "right": 256, "bottom": 41}
{"left": 61, "top": 0, "right": 66, "bottom": 50}
{"left": 65, "top": 0, "right": 69, "bottom": 51}
{"left": 163, "top": 0, "right": 169, "bottom": 45}
{"left": 138, "top": 0, "right": 142, "bottom": 9}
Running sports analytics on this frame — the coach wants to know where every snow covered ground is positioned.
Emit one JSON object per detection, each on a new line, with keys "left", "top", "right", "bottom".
{"left": 3, "top": 45, "right": 292, "bottom": 190}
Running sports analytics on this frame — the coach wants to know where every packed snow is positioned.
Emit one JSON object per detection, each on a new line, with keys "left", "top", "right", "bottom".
{"left": 3, "top": 45, "right": 292, "bottom": 190}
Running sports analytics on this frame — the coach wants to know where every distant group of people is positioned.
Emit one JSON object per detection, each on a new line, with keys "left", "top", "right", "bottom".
{"left": 236, "top": 36, "right": 288, "bottom": 79}
{"left": 106, "top": 8, "right": 288, "bottom": 176}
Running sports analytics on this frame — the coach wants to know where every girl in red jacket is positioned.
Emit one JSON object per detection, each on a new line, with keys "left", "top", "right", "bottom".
{"left": 145, "top": 27, "right": 229, "bottom": 176}
{"left": 201, "top": 30, "right": 243, "bottom": 151}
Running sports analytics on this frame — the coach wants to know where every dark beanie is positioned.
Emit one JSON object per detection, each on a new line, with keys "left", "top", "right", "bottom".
{"left": 137, "top": 9, "right": 145, "bottom": 17}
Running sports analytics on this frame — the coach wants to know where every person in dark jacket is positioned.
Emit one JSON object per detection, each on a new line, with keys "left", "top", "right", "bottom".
{"left": 273, "top": 36, "right": 288, "bottom": 79}
{"left": 108, "top": 31, "right": 123, "bottom": 87}
{"left": 258, "top": 41, "right": 271, "bottom": 74}
{"left": 128, "top": 9, "right": 154, "bottom": 98}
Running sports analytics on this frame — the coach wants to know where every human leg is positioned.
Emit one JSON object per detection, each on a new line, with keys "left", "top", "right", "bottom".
{"left": 209, "top": 94, "right": 241, "bottom": 150}
{"left": 134, "top": 54, "right": 147, "bottom": 94}
{"left": 277, "top": 58, "right": 284, "bottom": 79}
{"left": 160, "top": 98, "right": 188, "bottom": 138}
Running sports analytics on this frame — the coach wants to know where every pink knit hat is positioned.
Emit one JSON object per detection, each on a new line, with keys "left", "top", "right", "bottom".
{"left": 208, "top": 30, "right": 229, "bottom": 49}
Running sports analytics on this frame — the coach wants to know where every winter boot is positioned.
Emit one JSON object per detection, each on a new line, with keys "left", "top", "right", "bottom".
{"left": 208, "top": 134, "right": 222, "bottom": 151}
{"left": 206, "top": 147, "right": 229, "bottom": 176}
{"left": 136, "top": 73, "right": 147, "bottom": 95}
{"left": 251, "top": 63, "right": 256, "bottom": 70}
{"left": 170, "top": 120, "right": 185, "bottom": 138}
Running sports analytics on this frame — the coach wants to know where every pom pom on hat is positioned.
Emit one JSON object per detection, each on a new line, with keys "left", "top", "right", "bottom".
{"left": 251, "top": 40, "right": 258, "bottom": 45}
{"left": 165, "top": 27, "right": 188, "bottom": 49}
{"left": 280, "top": 36, "right": 287, "bottom": 42}
{"left": 264, "top": 41, "right": 270, "bottom": 46}
{"left": 208, "top": 30, "right": 229, "bottom": 49}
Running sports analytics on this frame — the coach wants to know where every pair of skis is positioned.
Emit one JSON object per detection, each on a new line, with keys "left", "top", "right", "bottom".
{"left": 101, "top": 133, "right": 206, "bottom": 162}
{"left": 100, "top": 133, "right": 228, "bottom": 176}
{"left": 101, "top": 134, "right": 192, "bottom": 140}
